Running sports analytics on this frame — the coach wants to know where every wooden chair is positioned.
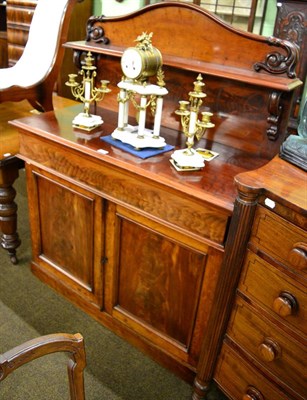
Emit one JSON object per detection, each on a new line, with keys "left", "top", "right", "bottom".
{"left": 0, "top": 0, "right": 82, "bottom": 264}
{"left": 0, "top": 0, "right": 81, "bottom": 112}
{"left": 0, "top": 333, "right": 86, "bottom": 400}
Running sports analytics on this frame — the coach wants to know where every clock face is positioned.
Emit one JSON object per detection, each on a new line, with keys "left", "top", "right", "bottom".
{"left": 121, "top": 48, "right": 144, "bottom": 79}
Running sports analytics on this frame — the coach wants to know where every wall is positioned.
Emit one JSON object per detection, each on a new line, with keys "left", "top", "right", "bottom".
{"left": 93, "top": 0, "right": 277, "bottom": 35}
{"left": 93, "top": 0, "right": 145, "bottom": 16}
{"left": 262, "top": 0, "right": 277, "bottom": 36}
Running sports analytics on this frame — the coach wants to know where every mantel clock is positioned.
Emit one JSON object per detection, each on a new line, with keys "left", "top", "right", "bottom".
{"left": 112, "top": 33, "right": 168, "bottom": 149}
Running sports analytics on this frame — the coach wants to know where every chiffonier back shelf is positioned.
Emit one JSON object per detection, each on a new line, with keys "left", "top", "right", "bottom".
{"left": 65, "top": 1, "right": 302, "bottom": 161}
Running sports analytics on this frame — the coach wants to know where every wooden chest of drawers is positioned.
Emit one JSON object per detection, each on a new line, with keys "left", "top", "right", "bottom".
{"left": 6, "top": 0, "right": 37, "bottom": 66}
{"left": 5, "top": 0, "right": 92, "bottom": 94}
{"left": 214, "top": 157, "right": 307, "bottom": 400}
{"left": 0, "top": 3, "right": 7, "bottom": 68}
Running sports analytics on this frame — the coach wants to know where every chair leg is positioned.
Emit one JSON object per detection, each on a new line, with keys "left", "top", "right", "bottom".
{"left": 0, "top": 159, "right": 21, "bottom": 264}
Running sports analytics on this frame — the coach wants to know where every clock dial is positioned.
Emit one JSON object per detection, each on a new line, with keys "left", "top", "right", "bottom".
{"left": 121, "top": 48, "right": 143, "bottom": 79}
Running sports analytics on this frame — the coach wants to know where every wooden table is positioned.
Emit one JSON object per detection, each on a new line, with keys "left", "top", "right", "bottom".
{"left": 0, "top": 100, "right": 34, "bottom": 263}
{"left": 0, "top": 96, "right": 78, "bottom": 263}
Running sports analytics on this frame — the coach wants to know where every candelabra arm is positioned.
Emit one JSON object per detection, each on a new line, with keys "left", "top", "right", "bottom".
{"left": 180, "top": 114, "right": 190, "bottom": 134}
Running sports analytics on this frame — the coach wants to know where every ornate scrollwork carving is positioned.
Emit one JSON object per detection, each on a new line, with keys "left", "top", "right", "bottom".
{"left": 254, "top": 36, "right": 299, "bottom": 78}
{"left": 86, "top": 15, "right": 110, "bottom": 44}
{"left": 275, "top": 10, "right": 306, "bottom": 48}
{"left": 267, "top": 91, "right": 283, "bottom": 141}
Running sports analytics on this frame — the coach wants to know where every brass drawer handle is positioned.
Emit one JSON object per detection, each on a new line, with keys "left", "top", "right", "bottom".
{"left": 258, "top": 338, "right": 281, "bottom": 362}
{"left": 272, "top": 291, "right": 298, "bottom": 317}
{"left": 242, "top": 386, "right": 264, "bottom": 400}
{"left": 287, "top": 242, "right": 307, "bottom": 270}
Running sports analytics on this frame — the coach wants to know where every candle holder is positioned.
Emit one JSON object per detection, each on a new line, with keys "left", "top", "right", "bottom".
{"left": 112, "top": 33, "right": 168, "bottom": 149}
{"left": 171, "top": 74, "right": 215, "bottom": 169}
{"left": 66, "top": 52, "right": 111, "bottom": 131}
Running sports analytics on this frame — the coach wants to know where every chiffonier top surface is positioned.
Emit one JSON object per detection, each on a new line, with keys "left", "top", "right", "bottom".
{"left": 11, "top": 104, "right": 272, "bottom": 214}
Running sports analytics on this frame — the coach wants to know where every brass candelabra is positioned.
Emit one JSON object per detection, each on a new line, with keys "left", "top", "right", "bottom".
{"left": 171, "top": 74, "right": 214, "bottom": 169}
{"left": 65, "top": 52, "right": 111, "bottom": 130}
{"left": 175, "top": 74, "right": 214, "bottom": 154}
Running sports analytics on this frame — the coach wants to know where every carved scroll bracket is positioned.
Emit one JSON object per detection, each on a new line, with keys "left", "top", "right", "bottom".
{"left": 86, "top": 16, "right": 110, "bottom": 44}
{"left": 254, "top": 36, "right": 299, "bottom": 78}
{"left": 267, "top": 91, "right": 283, "bottom": 141}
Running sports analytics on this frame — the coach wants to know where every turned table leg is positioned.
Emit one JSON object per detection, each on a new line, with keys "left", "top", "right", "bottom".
{"left": 0, "top": 158, "right": 21, "bottom": 264}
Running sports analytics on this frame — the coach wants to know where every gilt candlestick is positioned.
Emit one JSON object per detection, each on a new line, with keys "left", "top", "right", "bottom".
{"left": 65, "top": 52, "right": 111, "bottom": 131}
{"left": 171, "top": 74, "right": 215, "bottom": 169}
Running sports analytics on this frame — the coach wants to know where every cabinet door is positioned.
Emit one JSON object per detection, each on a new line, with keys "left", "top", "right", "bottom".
{"left": 104, "top": 203, "right": 224, "bottom": 368}
{"left": 26, "top": 166, "right": 104, "bottom": 307}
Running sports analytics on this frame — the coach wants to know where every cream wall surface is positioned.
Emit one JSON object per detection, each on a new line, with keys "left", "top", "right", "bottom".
{"left": 93, "top": 0, "right": 277, "bottom": 34}
{"left": 93, "top": 0, "right": 145, "bottom": 16}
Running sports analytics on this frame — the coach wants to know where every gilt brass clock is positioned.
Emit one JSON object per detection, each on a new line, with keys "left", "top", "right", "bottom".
{"left": 113, "top": 32, "right": 168, "bottom": 149}
{"left": 120, "top": 32, "right": 162, "bottom": 81}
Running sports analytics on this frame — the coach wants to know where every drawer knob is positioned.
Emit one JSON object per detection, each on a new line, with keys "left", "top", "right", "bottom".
{"left": 272, "top": 291, "right": 298, "bottom": 317}
{"left": 242, "top": 386, "right": 264, "bottom": 400}
{"left": 258, "top": 338, "right": 281, "bottom": 362}
{"left": 288, "top": 243, "right": 307, "bottom": 270}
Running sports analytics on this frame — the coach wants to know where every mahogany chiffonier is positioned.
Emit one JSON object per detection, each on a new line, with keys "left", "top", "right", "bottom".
{"left": 10, "top": 3, "right": 303, "bottom": 399}
{"left": 214, "top": 157, "right": 306, "bottom": 400}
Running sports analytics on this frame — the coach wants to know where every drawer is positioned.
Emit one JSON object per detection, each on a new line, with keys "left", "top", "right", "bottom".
{"left": 239, "top": 251, "right": 307, "bottom": 336}
{"left": 7, "top": 28, "right": 30, "bottom": 47}
{"left": 6, "top": 5, "right": 35, "bottom": 28}
{"left": 227, "top": 297, "right": 306, "bottom": 398}
{"left": 250, "top": 206, "right": 307, "bottom": 276}
{"left": 214, "top": 342, "right": 290, "bottom": 400}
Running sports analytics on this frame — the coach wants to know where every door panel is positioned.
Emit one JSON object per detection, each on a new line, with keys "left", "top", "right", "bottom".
{"left": 104, "top": 203, "right": 219, "bottom": 366}
{"left": 27, "top": 168, "right": 104, "bottom": 306}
